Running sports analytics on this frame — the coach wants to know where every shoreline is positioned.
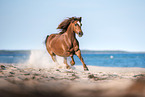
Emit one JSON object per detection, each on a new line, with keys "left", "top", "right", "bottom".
{"left": 0, "top": 64, "right": 145, "bottom": 97}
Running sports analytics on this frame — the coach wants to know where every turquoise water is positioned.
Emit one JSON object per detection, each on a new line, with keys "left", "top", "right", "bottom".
{"left": 73, "top": 53, "right": 145, "bottom": 68}
{"left": 0, "top": 50, "right": 30, "bottom": 63}
{"left": 0, "top": 50, "right": 145, "bottom": 68}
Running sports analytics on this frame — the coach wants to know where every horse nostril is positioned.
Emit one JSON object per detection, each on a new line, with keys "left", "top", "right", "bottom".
{"left": 79, "top": 32, "right": 81, "bottom": 35}
{"left": 78, "top": 32, "right": 83, "bottom": 37}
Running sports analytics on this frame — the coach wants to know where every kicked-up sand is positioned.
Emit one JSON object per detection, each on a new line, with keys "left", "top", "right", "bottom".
{"left": 0, "top": 63, "right": 145, "bottom": 97}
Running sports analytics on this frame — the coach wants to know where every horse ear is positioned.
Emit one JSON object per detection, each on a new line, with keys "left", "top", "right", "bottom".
{"left": 72, "top": 19, "right": 75, "bottom": 23}
{"left": 72, "top": 17, "right": 75, "bottom": 19}
{"left": 71, "top": 17, "right": 75, "bottom": 23}
{"left": 79, "top": 17, "right": 82, "bottom": 22}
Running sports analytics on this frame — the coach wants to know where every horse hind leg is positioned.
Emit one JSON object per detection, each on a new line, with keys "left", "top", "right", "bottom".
{"left": 51, "top": 53, "right": 56, "bottom": 62}
{"left": 48, "top": 51, "right": 59, "bottom": 65}
{"left": 64, "top": 57, "right": 71, "bottom": 69}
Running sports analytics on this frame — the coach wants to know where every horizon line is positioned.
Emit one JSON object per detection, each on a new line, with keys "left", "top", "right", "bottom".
{"left": 0, "top": 49, "right": 145, "bottom": 53}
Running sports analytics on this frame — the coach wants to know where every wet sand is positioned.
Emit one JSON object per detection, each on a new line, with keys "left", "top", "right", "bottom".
{"left": 0, "top": 63, "right": 145, "bottom": 97}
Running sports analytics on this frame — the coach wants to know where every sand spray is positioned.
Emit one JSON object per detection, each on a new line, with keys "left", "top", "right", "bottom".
{"left": 17, "top": 50, "right": 86, "bottom": 72}
{"left": 18, "top": 50, "right": 68, "bottom": 69}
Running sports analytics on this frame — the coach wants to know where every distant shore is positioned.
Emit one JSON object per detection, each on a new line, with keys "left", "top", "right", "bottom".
{"left": 0, "top": 63, "right": 145, "bottom": 97}
{"left": 0, "top": 49, "right": 145, "bottom": 54}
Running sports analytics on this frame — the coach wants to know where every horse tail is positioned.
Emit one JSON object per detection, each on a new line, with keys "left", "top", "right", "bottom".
{"left": 45, "top": 35, "right": 49, "bottom": 45}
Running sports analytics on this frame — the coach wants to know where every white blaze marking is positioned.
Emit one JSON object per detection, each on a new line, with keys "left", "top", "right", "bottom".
{"left": 77, "top": 21, "right": 81, "bottom": 26}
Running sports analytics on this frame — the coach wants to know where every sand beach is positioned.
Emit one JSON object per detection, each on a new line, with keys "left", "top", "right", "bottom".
{"left": 0, "top": 63, "right": 145, "bottom": 97}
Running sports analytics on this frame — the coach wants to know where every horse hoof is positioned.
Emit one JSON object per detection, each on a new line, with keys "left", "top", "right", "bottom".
{"left": 66, "top": 65, "right": 71, "bottom": 69}
{"left": 84, "top": 67, "right": 89, "bottom": 71}
{"left": 70, "top": 61, "right": 75, "bottom": 66}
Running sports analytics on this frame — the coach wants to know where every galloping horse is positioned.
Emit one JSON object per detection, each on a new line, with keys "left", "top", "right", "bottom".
{"left": 45, "top": 17, "right": 89, "bottom": 71}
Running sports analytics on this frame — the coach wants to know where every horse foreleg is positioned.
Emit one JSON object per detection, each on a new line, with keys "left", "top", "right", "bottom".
{"left": 75, "top": 50, "right": 89, "bottom": 71}
{"left": 70, "top": 56, "right": 75, "bottom": 66}
{"left": 64, "top": 57, "right": 71, "bottom": 69}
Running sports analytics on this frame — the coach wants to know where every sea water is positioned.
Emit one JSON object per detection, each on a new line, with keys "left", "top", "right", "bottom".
{"left": 0, "top": 50, "right": 145, "bottom": 68}
{"left": 0, "top": 50, "right": 30, "bottom": 63}
{"left": 74, "top": 53, "right": 145, "bottom": 68}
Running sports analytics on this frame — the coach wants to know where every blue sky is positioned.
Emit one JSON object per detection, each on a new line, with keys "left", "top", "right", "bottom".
{"left": 0, "top": 0, "right": 145, "bottom": 51}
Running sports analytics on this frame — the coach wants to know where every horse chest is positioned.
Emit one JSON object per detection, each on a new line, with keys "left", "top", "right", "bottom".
{"left": 66, "top": 39, "right": 79, "bottom": 54}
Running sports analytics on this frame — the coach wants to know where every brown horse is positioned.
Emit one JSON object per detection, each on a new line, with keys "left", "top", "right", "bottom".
{"left": 45, "top": 17, "right": 89, "bottom": 71}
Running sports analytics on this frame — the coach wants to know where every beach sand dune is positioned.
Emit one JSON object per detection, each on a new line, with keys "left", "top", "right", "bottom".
{"left": 0, "top": 64, "right": 145, "bottom": 97}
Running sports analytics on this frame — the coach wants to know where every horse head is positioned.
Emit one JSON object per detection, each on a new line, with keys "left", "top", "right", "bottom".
{"left": 71, "top": 17, "right": 83, "bottom": 37}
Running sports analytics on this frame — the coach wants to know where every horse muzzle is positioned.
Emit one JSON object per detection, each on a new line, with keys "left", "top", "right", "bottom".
{"left": 78, "top": 32, "right": 83, "bottom": 37}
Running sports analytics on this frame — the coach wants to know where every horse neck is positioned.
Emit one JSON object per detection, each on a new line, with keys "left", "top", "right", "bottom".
{"left": 65, "top": 23, "right": 76, "bottom": 40}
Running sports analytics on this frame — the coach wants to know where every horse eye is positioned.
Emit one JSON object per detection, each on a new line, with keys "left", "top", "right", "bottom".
{"left": 75, "top": 24, "right": 77, "bottom": 26}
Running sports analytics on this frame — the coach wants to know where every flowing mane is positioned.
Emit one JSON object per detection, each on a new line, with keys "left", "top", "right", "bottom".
{"left": 57, "top": 17, "right": 81, "bottom": 34}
